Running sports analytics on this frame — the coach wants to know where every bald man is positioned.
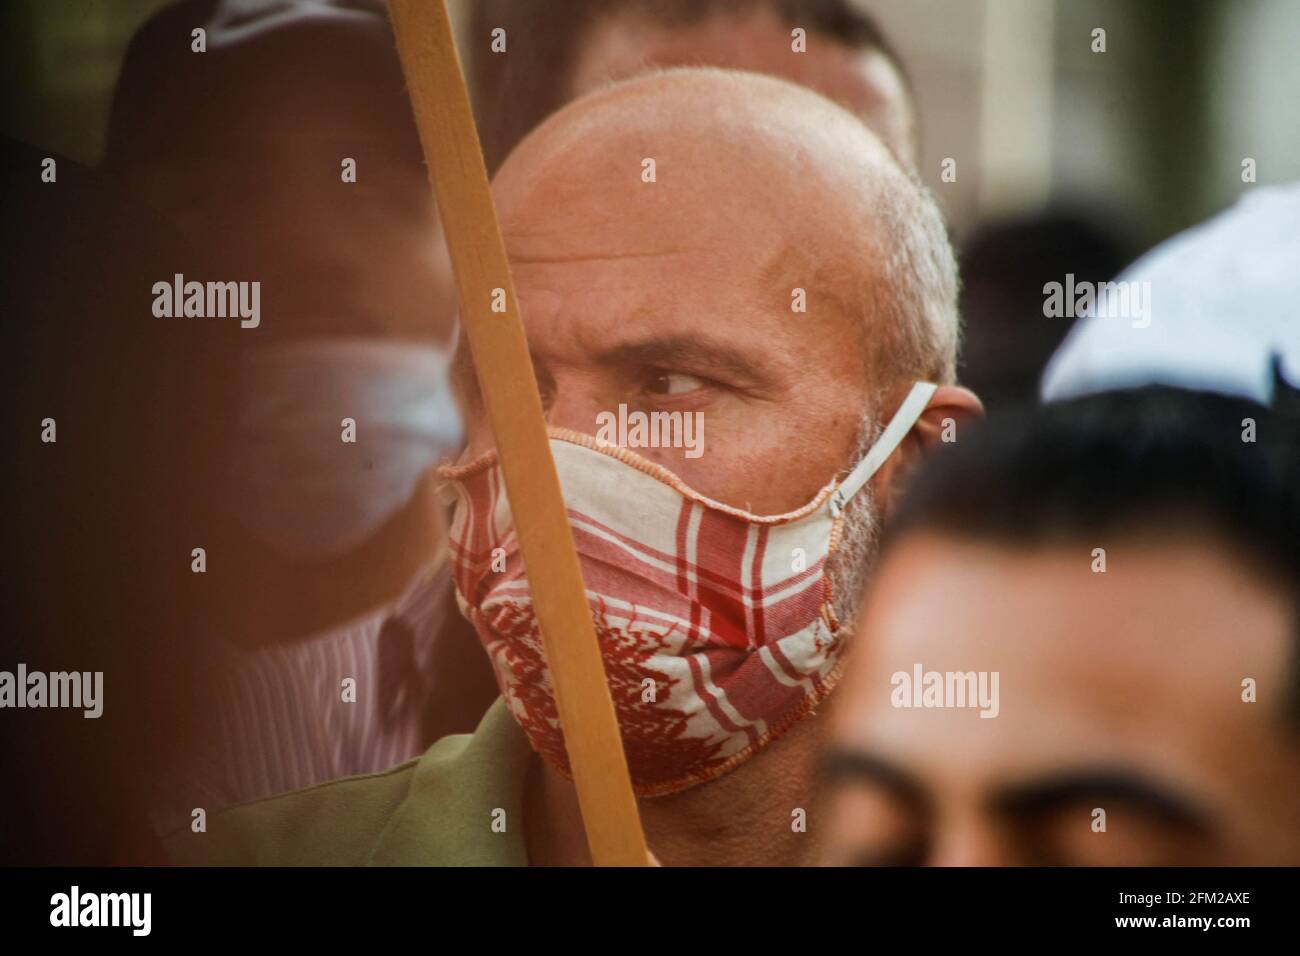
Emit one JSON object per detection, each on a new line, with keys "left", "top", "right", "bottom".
{"left": 167, "top": 68, "right": 979, "bottom": 867}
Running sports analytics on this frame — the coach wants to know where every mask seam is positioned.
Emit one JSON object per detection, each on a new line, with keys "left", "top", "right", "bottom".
{"left": 437, "top": 428, "right": 840, "bottom": 525}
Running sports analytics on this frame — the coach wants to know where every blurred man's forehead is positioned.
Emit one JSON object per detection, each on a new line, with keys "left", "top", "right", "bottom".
{"left": 863, "top": 531, "right": 1290, "bottom": 659}
{"left": 568, "top": 7, "right": 915, "bottom": 163}
{"left": 840, "top": 533, "right": 1286, "bottom": 759}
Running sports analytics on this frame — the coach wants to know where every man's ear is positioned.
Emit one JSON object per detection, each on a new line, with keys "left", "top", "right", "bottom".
{"left": 872, "top": 384, "right": 983, "bottom": 517}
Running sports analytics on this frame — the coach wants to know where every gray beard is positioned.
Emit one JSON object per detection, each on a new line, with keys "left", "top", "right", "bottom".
{"left": 825, "top": 415, "right": 884, "bottom": 631}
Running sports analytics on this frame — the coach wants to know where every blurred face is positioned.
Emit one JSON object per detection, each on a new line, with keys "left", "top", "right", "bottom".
{"left": 232, "top": 78, "right": 458, "bottom": 343}
{"left": 123, "top": 28, "right": 458, "bottom": 343}
{"left": 821, "top": 531, "right": 1300, "bottom": 865}
{"left": 570, "top": 8, "right": 916, "bottom": 166}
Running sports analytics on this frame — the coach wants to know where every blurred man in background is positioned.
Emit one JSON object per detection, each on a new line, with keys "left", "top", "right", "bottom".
{"left": 820, "top": 388, "right": 1300, "bottom": 866}
{"left": 471, "top": 0, "right": 919, "bottom": 172}
{"left": 822, "top": 183, "right": 1300, "bottom": 866}
{"left": 957, "top": 211, "right": 1136, "bottom": 414}
{"left": 1042, "top": 182, "right": 1300, "bottom": 407}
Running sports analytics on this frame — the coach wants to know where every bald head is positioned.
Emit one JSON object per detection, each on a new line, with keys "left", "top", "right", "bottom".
{"left": 460, "top": 68, "right": 962, "bottom": 521}
{"left": 494, "top": 69, "right": 956, "bottom": 390}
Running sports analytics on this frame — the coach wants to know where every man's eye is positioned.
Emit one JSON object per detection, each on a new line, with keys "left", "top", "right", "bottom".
{"left": 646, "top": 372, "right": 707, "bottom": 396}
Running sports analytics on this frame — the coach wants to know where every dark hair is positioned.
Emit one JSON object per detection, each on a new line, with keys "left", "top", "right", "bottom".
{"left": 469, "top": 0, "right": 913, "bottom": 174}
{"left": 887, "top": 385, "right": 1300, "bottom": 719}
{"left": 957, "top": 209, "right": 1139, "bottom": 412}
{"left": 892, "top": 385, "right": 1300, "bottom": 567}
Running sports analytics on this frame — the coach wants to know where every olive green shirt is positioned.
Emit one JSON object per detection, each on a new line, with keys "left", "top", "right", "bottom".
{"left": 167, "top": 697, "right": 535, "bottom": 866}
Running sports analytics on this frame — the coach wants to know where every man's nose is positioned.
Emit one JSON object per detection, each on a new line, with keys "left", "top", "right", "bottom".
{"left": 928, "top": 813, "right": 1018, "bottom": 867}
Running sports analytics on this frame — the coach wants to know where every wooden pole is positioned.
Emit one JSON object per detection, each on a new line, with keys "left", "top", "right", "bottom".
{"left": 386, "top": 0, "right": 649, "bottom": 866}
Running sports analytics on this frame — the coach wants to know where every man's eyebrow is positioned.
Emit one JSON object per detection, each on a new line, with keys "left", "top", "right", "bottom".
{"left": 819, "top": 748, "right": 931, "bottom": 815}
{"left": 990, "top": 768, "right": 1215, "bottom": 836}
{"left": 585, "top": 335, "right": 771, "bottom": 385}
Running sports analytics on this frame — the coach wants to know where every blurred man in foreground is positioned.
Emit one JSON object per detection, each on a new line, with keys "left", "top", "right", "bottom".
{"left": 821, "top": 388, "right": 1300, "bottom": 865}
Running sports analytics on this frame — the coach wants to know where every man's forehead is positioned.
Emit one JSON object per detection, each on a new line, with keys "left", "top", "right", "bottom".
{"left": 852, "top": 534, "right": 1291, "bottom": 726}
{"left": 495, "top": 234, "right": 872, "bottom": 409}
{"left": 835, "top": 545, "right": 1264, "bottom": 793}
{"left": 502, "top": 225, "right": 817, "bottom": 347}
{"left": 489, "top": 77, "right": 884, "bottom": 249}
{"left": 496, "top": 166, "right": 793, "bottom": 263}
{"left": 512, "top": 274, "right": 785, "bottom": 378}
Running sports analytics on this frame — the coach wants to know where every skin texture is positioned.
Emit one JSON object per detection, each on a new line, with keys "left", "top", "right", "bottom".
{"left": 569, "top": 6, "right": 917, "bottom": 166}
{"left": 456, "top": 69, "right": 980, "bottom": 865}
{"left": 822, "top": 531, "right": 1300, "bottom": 866}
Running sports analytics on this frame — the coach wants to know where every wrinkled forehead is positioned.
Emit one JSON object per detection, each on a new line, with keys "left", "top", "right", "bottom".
{"left": 497, "top": 206, "right": 795, "bottom": 340}
{"left": 494, "top": 132, "right": 794, "bottom": 257}
{"left": 449, "top": 237, "right": 844, "bottom": 414}
{"left": 489, "top": 137, "right": 870, "bottom": 354}
{"left": 489, "top": 71, "right": 891, "bottom": 244}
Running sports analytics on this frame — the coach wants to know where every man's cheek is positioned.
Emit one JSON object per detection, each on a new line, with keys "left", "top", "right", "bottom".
{"left": 657, "top": 441, "right": 743, "bottom": 501}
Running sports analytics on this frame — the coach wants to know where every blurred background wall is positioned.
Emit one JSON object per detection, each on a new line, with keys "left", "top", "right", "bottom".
{"left": 867, "top": 0, "right": 1300, "bottom": 244}
{"left": 6, "top": 0, "right": 1296, "bottom": 248}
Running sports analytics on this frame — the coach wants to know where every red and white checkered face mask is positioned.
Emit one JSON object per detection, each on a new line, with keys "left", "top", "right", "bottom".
{"left": 439, "top": 383, "right": 937, "bottom": 796}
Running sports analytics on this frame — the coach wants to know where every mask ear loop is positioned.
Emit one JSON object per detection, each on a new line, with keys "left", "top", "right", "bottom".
{"left": 829, "top": 381, "right": 939, "bottom": 517}
{"left": 433, "top": 445, "right": 489, "bottom": 507}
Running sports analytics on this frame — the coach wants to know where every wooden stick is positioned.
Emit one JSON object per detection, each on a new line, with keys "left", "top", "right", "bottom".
{"left": 386, "top": 0, "right": 649, "bottom": 866}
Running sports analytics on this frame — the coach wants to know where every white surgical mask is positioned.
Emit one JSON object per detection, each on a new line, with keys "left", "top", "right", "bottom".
{"left": 229, "top": 338, "right": 463, "bottom": 559}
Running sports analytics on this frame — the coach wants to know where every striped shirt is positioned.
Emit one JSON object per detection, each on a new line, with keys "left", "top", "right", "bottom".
{"left": 154, "top": 565, "right": 454, "bottom": 834}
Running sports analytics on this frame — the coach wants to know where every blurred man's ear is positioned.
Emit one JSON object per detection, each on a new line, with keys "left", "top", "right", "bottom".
{"left": 873, "top": 384, "right": 984, "bottom": 516}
